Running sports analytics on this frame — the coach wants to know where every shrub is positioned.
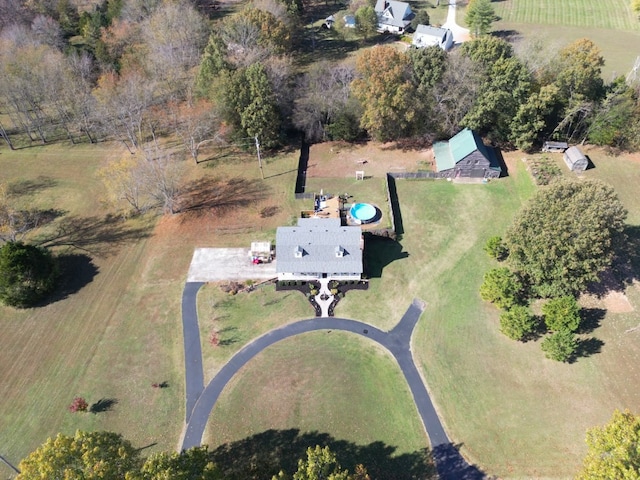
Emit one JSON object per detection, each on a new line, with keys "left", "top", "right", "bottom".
{"left": 484, "top": 235, "right": 508, "bottom": 260}
{"left": 541, "top": 330, "right": 577, "bottom": 362}
{"left": 0, "top": 241, "right": 58, "bottom": 308}
{"left": 542, "top": 296, "right": 581, "bottom": 332}
{"left": 69, "top": 397, "right": 89, "bottom": 413}
{"left": 479, "top": 267, "right": 522, "bottom": 309}
{"left": 499, "top": 305, "right": 537, "bottom": 341}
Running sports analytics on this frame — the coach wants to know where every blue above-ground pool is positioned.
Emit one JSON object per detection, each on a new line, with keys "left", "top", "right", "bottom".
{"left": 350, "top": 203, "right": 377, "bottom": 224}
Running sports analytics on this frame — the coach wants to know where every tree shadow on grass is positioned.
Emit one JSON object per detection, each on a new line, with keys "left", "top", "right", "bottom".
{"left": 209, "top": 429, "right": 438, "bottom": 480}
{"left": 573, "top": 337, "right": 604, "bottom": 360}
{"left": 218, "top": 326, "right": 240, "bottom": 346}
{"left": 7, "top": 175, "right": 57, "bottom": 196}
{"left": 36, "top": 215, "right": 153, "bottom": 257}
{"left": 432, "top": 443, "right": 486, "bottom": 480}
{"left": 363, "top": 235, "right": 409, "bottom": 278}
{"left": 177, "top": 177, "right": 270, "bottom": 216}
{"left": 612, "top": 225, "right": 640, "bottom": 288}
{"left": 578, "top": 308, "right": 606, "bottom": 334}
{"left": 89, "top": 398, "right": 118, "bottom": 413}
{"left": 40, "top": 253, "right": 99, "bottom": 305}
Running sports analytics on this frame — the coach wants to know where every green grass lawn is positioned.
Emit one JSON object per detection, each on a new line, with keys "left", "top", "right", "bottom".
{"left": 196, "top": 284, "right": 312, "bottom": 384}
{"left": 203, "top": 331, "right": 432, "bottom": 478}
{"left": 0, "top": 141, "right": 303, "bottom": 471}
{"left": 492, "top": 0, "right": 640, "bottom": 31}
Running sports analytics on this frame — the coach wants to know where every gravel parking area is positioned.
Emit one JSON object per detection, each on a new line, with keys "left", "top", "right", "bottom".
{"left": 186, "top": 248, "right": 277, "bottom": 282}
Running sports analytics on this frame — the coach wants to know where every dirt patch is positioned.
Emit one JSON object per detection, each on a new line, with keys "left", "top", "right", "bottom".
{"left": 307, "top": 141, "right": 432, "bottom": 178}
{"left": 602, "top": 290, "right": 634, "bottom": 313}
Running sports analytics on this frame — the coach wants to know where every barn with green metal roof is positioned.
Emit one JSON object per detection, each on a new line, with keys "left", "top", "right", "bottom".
{"left": 433, "top": 128, "right": 502, "bottom": 179}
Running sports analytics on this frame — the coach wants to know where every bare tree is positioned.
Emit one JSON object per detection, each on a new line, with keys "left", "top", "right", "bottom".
{"left": 141, "top": 0, "right": 208, "bottom": 96}
{"left": 169, "top": 99, "right": 222, "bottom": 163}
{"left": 432, "top": 53, "right": 484, "bottom": 136}
{"left": 293, "top": 61, "right": 356, "bottom": 142}
{"left": 31, "top": 14, "right": 63, "bottom": 49}
{"left": 93, "top": 70, "right": 156, "bottom": 152}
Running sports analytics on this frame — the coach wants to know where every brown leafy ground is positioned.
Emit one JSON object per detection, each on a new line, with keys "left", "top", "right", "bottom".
{"left": 306, "top": 141, "right": 433, "bottom": 178}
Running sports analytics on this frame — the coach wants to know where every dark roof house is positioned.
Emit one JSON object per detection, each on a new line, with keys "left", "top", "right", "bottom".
{"left": 563, "top": 146, "right": 589, "bottom": 171}
{"left": 276, "top": 218, "right": 363, "bottom": 281}
{"left": 433, "top": 128, "right": 501, "bottom": 179}
{"left": 374, "top": 0, "right": 414, "bottom": 34}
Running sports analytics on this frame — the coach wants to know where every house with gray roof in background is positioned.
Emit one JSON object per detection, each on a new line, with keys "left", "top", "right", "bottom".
{"left": 412, "top": 25, "right": 453, "bottom": 51}
{"left": 433, "top": 128, "right": 502, "bottom": 179}
{"left": 276, "top": 218, "right": 364, "bottom": 282}
{"left": 374, "top": 0, "right": 414, "bottom": 34}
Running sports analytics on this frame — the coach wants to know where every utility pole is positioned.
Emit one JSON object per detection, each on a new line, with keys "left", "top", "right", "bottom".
{"left": 255, "top": 136, "right": 264, "bottom": 179}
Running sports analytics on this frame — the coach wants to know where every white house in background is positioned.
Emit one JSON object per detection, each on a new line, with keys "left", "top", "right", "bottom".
{"left": 374, "top": 0, "right": 414, "bottom": 34}
{"left": 412, "top": 25, "right": 453, "bottom": 51}
{"left": 276, "top": 218, "right": 363, "bottom": 281}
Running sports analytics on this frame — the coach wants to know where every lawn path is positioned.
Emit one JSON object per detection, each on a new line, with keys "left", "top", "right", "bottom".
{"left": 179, "top": 283, "right": 485, "bottom": 479}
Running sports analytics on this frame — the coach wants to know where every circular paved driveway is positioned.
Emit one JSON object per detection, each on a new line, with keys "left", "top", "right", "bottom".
{"left": 179, "top": 283, "right": 485, "bottom": 479}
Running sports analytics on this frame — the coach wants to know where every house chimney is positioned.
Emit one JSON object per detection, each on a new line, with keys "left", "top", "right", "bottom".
{"left": 335, "top": 246, "right": 345, "bottom": 258}
{"left": 294, "top": 245, "right": 304, "bottom": 258}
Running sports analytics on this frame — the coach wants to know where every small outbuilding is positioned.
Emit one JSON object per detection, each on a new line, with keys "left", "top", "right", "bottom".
{"left": 542, "top": 141, "right": 568, "bottom": 153}
{"left": 433, "top": 128, "right": 502, "bottom": 179}
{"left": 563, "top": 146, "right": 589, "bottom": 171}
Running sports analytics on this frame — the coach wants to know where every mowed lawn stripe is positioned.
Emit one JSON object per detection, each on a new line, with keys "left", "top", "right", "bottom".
{"left": 492, "top": 0, "right": 639, "bottom": 30}
{"left": 204, "top": 332, "right": 429, "bottom": 464}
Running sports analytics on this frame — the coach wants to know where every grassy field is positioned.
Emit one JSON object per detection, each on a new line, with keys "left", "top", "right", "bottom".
{"left": 489, "top": 0, "right": 640, "bottom": 80}
{"left": 203, "top": 331, "right": 432, "bottom": 478}
{"left": 492, "top": 0, "right": 640, "bottom": 31}
{"left": 0, "top": 141, "right": 303, "bottom": 473}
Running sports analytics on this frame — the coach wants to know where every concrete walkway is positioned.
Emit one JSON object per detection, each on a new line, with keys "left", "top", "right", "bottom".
{"left": 441, "top": 0, "right": 471, "bottom": 45}
{"left": 179, "top": 284, "right": 485, "bottom": 478}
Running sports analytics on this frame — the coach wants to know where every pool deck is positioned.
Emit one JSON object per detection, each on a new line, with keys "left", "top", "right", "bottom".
{"left": 308, "top": 195, "right": 386, "bottom": 231}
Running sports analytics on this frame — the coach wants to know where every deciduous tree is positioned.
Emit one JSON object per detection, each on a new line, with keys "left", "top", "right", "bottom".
{"left": 555, "top": 38, "right": 605, "bottom": 103}
{"left": 292, "top": 446, "right": 351, "bottom": 480}
{"left": 293, "top": 62, "right": 356, "bottom": 142}
{"left": 17, "top": 431, "right": 141, "bottom": 479}
{"left": 351, "top": 45, "right": 416, "bottom": 141}
{"left": 137, "top": 446, "right": 222, "bottom": 479}
{"left": 577, "top": 409, "right": 640, "bottom": 479}
{"left": 354, "top": 5, "right": 377, "bottom": 40}
{"left": 505, "top": 178, "right": 627, "bottom": 297}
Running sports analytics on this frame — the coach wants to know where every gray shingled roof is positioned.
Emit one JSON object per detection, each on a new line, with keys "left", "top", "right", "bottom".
{"left": 375, "top": 0, "right": 413, "bottom": 28}
{"left": 276, "top": 218, "right": 363, "bottom": 275}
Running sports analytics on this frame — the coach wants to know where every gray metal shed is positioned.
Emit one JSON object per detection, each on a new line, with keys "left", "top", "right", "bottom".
{"left": 563, "top": 146, "right": 588, "bottom": 171}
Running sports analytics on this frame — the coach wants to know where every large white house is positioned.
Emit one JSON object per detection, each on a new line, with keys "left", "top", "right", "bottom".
{"left": 374, "top": 0, "right": 414, "bottom": 34}
{"left": 276, "top": 218, "right": 364, "bottom": 281}
{"left": 412, "top": 25, "right": 453, "bottom": 51}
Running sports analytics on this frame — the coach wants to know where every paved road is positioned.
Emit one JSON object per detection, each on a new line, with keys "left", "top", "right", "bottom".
{"left": 181, "top": 282, "right": 205, "bottom": 422}
{"left": 179, "top": 288, "right": 484, "bottom": 478}
{"left": 442, "top": 0, "right": 471, "bottom": 44}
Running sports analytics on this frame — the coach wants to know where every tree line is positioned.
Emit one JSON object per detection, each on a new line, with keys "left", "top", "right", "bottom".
{"left": 1, "top": 0, "right": 640, "bottom": 157}
{"left": 15, "top": 431, "right": 380, "bottom": 480}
